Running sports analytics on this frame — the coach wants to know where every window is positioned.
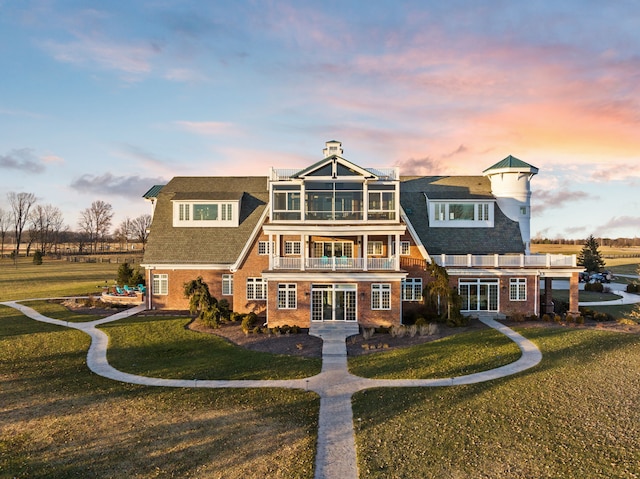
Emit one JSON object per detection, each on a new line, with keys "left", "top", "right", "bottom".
{"left": 277, "top": 283, "right": 297, "bottom": 309}
{"left": 285, "top": 241, "right": 301, "bottom": 255}
{"left": 393, "top": 241, "right": 411, "bottom": 256}
{"left": 520, "top": 206, "right": 528, "bottom": 215}
{"left": 247, "top": 277, "right": 267, "bottom": 300}
{"left": 509, "top": 278, "right": 527, "bottom": 301}
{"left": 304, "top": 182, "right": 363, "bottom": 221}
{"left": 174, "top": 201, "right": 236, "bottom": 227}
{"left": 478, "top": 203, "right": 490, "bottom": 221}
{"left": 273, "top": 190, "right": 301, "bottom": 221}
{"left": 258, "top": 241, "right": 274, "bottom": 255}
{"left": 222, "top": 274, "right": 233, "bottom": 295}
{"left": 368, "top": 190, "right": 396, "bottom": 220}
{"left": 430, "top": 202, "right": 493, "bottom": 227}
{"left": 367, "top": 241, "right": 383, "bottom": 256}
{"left": 313, "top": 241, "right": 353, "bottom": 258}
{"left": 402, "top": 278, "right": 422, "bottom": 301}
{"left": 371, "top": 283, "right": 391, "bottom": 310}
{"left": 152, "top": 274, "right": 168, "bottom": 295}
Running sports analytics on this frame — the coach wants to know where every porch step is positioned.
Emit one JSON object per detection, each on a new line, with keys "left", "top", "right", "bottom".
{"left": 309, "top": 321, "right": 360, "bottom": 340}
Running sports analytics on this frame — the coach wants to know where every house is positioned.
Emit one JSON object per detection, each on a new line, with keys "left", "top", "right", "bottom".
{"left": 141, "top": 140, "right": 580, "bottom": 328}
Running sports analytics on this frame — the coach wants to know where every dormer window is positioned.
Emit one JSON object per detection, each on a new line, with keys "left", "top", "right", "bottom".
{"left": 173, "top": 200, "right": 239, "bottom": 227}
{"left": 429, "top": 201, "right": 494, "bottom": 228}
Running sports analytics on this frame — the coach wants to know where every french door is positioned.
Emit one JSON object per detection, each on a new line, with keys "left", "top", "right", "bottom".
{"left": 311, "top": 284, "right": 357, "bottom": 321}
{"left": 459, "top": 279, "right": 499, "bottom": 311}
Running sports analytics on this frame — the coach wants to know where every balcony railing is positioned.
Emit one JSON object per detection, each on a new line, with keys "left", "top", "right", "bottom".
{"left": 433, "top": 253, "right": 577, "bottom": 268}
{"left": 272, "top": 256, "right": 396, "bottom": 271}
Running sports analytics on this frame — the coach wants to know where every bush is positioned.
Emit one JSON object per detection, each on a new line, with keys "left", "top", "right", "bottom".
{"left": 241, "top": 312, "right": 258, "bottom": 333}
{"left": 576, "top": 315, "right": 585, "bottom": 324}
{"left": 593, "top": 311, "right": 615, "bottom": 322}
{"left": 626, "top": 283, "right": 639, "bottom": 294}
{"left": 415, "top": 317, "right": 427, "bottom": 327}
{"left": 541, "top": 313, "right": 551, "bottom": 322}
{"left": 585, "top": 282, "right": 604, "bottom": 293}
{"left": 553, "top": 314, "right": 562, "bottom": 323}
{"left": 32, "top": 250, "right": 43, "bottom": 265}
{"left": 446, "top": 315, "right": 470, "bottom": 328}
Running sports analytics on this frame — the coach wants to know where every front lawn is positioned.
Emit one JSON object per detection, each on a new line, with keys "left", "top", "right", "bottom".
{"left": 0, "top": 305, "right": 319, "bottom": 478}
{"left": 101, "top": 315, "right": 322, "bottom": 380}
{"left": 348, "top": 328, "right": 521, "bottom": 379}
{"left": 353, "top": 327, "right": 640, "bottom": 478}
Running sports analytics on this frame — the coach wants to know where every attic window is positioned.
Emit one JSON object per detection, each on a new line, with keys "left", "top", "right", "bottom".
{"left": 173, "top": 201, "right": 238, "bottom": 227}
{"left": 430, "top": 201, "right": 494, "bottom": 228}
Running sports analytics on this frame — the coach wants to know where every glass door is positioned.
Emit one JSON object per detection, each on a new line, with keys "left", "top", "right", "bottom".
{"left": 311, "top": 284, "right": 357, "bottom": 321}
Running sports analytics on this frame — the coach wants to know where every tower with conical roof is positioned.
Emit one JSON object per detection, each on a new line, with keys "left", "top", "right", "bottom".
{"left": 483, "top": 155, "right": 539, "bottom": 254}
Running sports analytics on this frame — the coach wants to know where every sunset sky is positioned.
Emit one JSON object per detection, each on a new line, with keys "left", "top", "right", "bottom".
{"left": 1, "top": 1, "right": 639, "bottom": 239}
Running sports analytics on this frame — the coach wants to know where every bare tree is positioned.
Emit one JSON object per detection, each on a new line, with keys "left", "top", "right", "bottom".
{"left": 78, "top": 200, "right": 113, "bottom": 253}
{"left": 0, "top": 207, "right": 11, "bottom": 260}
{"left": 114, "top": 217, "right": 134, "bottom": 251}
{"left": 8, "top": 192, "right": 37, "bottom": 262}
{"left": 131, "top": 214, "right": 152, "bottom": 252}
{"left": 29, "top": 204, "right": 66, "bottom": 255}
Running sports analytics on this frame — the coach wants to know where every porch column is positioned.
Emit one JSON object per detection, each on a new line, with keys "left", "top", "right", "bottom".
{"left": 544, "top": 277, "right": 554, "bottom": 314}
{"left": 568, "top": 272, "right": 580, "bottom": 317}
{"left": 300, "top": 234, "right": 306, "bottom": 271}
{"left": 269, "top": 233, "right": 274, "bottom": 270}
{"left": 362, "top": 234, "right": 368, "bottom": 271}
{"left": 394, "top": 233, "right": 401, "bottom": 271}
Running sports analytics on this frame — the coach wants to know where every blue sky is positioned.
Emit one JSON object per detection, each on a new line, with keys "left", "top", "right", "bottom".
{"left": 1, "top": 1, "right": 639, "bottom": 239}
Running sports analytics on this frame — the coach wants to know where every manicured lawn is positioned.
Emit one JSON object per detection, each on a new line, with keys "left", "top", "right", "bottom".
{"left": 20, "top": 299, "right": 114, "bottom": 322}
{"left": 353, "top": 327, "right": 640, "bottom": 478}
{"left": 0, "top": 305, "right": 319, "bottom": 478}
{"left": 348, "top": 328, "right": 521, "bottom": 379}
{"left": 0, "top": 257, "right": 120, "bottom": 301}
{"left": 101, "top": 315, "right": 322, "bottom": 380}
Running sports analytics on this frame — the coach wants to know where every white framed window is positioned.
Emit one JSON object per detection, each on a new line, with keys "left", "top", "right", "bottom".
{"left": 277, "top": 283, "right": 297, "bottom": 309}
{"left": 477, "top": 203, "right": 490, "bottom": 221}
{"left": 258, "top": 241, "right": 274, "bottom": 255}
{"left": 367, "top": 241, "right": 383, "bottom": 256}
{"left": 402, "top": 278, "right": 423, "bottom": 301}
{"left": 273, "top": 190, "right": 302, "bottom": 221}
{"left": 152, "top": 274, "right": 168, "bottom": 295}
{"left": 285, "top": 241, "right": 301, "bottom": 255}
{"left": 509, "top": 278, "right": 527, "bottom": 301}
{"left": 222, "top": 274, "right": 233, "bottom": 295}
{"left": 371, "top": 283, "right": 391, "bottom": 310}
{"left": 247, "top": 277, "right": 267, "bottom": 300}
{"left": 173, "top": 201, "right": 238, "bottom": 227}
{"left": 392, "top": 241, "right": 411, "bottom": 256}
{"left": 368, "top": 190, "right": 396, "bottom": 220}
{"left": 430, "top": 201, "right": 494, "bottom": 228}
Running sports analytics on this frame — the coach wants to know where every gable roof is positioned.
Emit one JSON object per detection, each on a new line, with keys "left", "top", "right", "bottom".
{"left": 400, "top": 176, "right": 525, "bottom": 255}
{"left": 142, "top": 176, "right": 268, "bottom": 265}
{"left": 291, "top": 155, "right": 378, "bottom": 179}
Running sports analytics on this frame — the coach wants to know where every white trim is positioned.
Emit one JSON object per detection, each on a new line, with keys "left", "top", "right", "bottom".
{"left": 262, "top": 271, "right": 407, "bottom": 281}
{"left": 231, "top": 206, "right": 270, "bottom": 272}
{"left": 400, "top": 207, "right": 431, "bottom": 264}
{"left": 262, "top": 223, "right": 405, "bottom": 234}
{"left": 141, "top": 263, "right": 232, "bottom": 270}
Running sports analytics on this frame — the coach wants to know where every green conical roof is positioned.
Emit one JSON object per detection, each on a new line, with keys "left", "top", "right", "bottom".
{"left": 483, "top": 155, "right": 538, "bottom": 174}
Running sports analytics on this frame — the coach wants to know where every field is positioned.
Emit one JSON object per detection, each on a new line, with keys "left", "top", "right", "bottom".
{"left": 532, "top": 243, "right": 640, "bottom": 269}
{"left": 2, "top": 258, "right": 640, "bottom": 477}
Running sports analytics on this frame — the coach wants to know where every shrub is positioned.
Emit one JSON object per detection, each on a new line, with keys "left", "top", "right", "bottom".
{"left": 617, "top": 318, "right": 637, "bottom": 326}
{"left": 626, "top": 283, "right": 639, "bottom": 294}
{"left": 390, "top": 325, "right": 406, "bottom": 338}
{"left": 229, "top": 312, "right": 244, "bottom": 322}
{"left": 553, "top": 314, "right": 562, "bottom": 323}
{"left": 446, "top": 315, "right": 470, "bottom": 328}
{"left": 32, "top": 250, "right": 43, "bottom": 265}
{"left": 585, "top": 282, "right": 604, "bottom": 293}
{"left": 415, "top": 317, "right": 427, "bottom": 327}
{"left": 362, "top": 327, "right": 375, "bottom": 340}
{"left": 200, "top": 308, "right": 221, "bottom": 329}
{"left": 576, "top": 315, "right": 585, "bottom": 324}
{"left": 509, "top": 312, "right": 525, "bottom": 322}
{"left": 593, "top": 311, "right": 615, "bottom": 322}
{"left": 407, "top": 324, "right": 418, "bottom": 338}
{"left": 541, "top": 313, "right": 551, "bottom": 322}
{"left": 217, "top": 299, "right": 231, "bottom": 321}
{"left": 241, "top": 312, "right": 258, "bottom": 333}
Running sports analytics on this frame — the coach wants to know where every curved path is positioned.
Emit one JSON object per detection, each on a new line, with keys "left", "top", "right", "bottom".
{"left": 2, "top": 300, "right": 542, "bottom": 479}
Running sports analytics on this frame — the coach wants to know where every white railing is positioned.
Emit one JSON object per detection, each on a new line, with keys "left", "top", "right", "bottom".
{"left": 433, "top": 253, "right": 577, "bottom": 268}
{"left": 272, "top": 256, "right": 395, "bottom": 271}
{"left": 270, "top": 167, "right": 399, "bottom": 181}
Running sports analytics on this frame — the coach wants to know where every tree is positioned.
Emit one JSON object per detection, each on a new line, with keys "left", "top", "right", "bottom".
{"left": 29, "top": 204, "right": 65, "bottom": 255}
{"left": 0, "top": 207, "right": 10, "bottom": 260}
{"left": 114, "top": 217, "right": 134, "bottom": 251}
{"left": 183, "top": 277, "right": 221, "bottom": 328}
{"left": 577, "top": 235, "right": 606, "bottom": 272}
{"left": 8, "top": 191, "right": 37, "bottom": 262}
{"left": 78, "top": 201, "right": 113, "bottom": 253}
{"left": 131, "top": 214, "right": 152, "bottom": 252}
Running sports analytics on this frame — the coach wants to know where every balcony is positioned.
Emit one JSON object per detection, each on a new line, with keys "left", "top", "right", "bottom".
{"left": 433, "top": 253, "right": 577, "bottom": 268}
{"left": 272, "top": 256, "right": 397, "bottom": 271}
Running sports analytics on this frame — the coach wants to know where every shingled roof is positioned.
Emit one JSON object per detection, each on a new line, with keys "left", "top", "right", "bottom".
{"left": 142, "top": 176, "right": 268, "bottom": 265}
{"left": 400, "top": 176, "right": 525, "bottom": 255}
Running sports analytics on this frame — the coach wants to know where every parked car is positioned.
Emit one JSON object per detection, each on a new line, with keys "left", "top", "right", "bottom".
{"left": 579, "top": 272, "right": 590, "bottom": 283}
{"left": 589, "top": 271, "right": 613, "bottom": 283}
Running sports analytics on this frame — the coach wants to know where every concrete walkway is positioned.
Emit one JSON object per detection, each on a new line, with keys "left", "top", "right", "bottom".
{"left": 2, "top": 300, "right": 542, "bottom": 479}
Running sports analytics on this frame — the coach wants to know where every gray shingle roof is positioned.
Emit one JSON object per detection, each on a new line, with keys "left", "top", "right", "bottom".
{"left": 143, "top": 177, "right": 268, "bottom": 265}
{"left": 400, "top": 176, "right": 525, "bottom": 255}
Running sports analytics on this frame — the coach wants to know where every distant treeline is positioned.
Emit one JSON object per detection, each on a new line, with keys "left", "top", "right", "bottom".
{"left": 533, "top": 237, "right": 640, "bottom": 247}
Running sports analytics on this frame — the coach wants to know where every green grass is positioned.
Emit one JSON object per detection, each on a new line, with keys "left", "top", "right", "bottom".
{"left": 610, "top": 264, "right": 640, "bottom": 276}
{"left": 353, "top": 327, "right": 640, "bottom": 478}
{"left": 101, "top": 315, "right": 322, "bottom": 380}
{"left": 0, "top": 257, "right": 119, "bottom": 301}
{"left": 0, "top": 305, "right": 319, "bottom": 478}
{"left": 20, "top": 299, "right": 113, "bottom": 322}
{"left": 348, "top": 328, "right": 521, "bottom": 379}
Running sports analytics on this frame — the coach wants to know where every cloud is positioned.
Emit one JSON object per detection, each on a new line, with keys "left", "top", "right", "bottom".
{"left": 599, "top": 216, "right": 640, "bottom": 231}
{"left": 41, "top": 155, "right": 65, "bottom": 165}
{"left": 70, "top": 173, "right": 166, "bottom": 198}
{"left": 395, "top": 156, "right": 444, "bottom": 176}
{"left": 532, "top": 189, "right": 595, "bottom": 215}
{"left": 0, "top": 148, "right": 46, "bottom": 173}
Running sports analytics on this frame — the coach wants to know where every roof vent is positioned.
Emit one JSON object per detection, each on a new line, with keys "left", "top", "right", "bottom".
{"left": 323, "top": 140, "right": 343, "bottom": 158}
